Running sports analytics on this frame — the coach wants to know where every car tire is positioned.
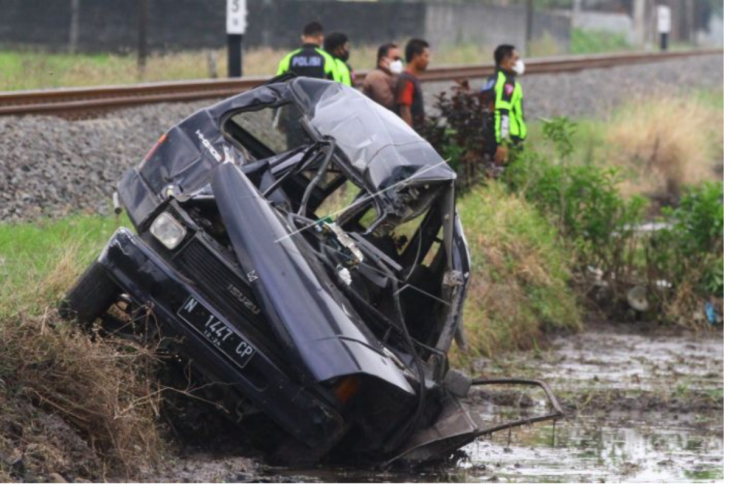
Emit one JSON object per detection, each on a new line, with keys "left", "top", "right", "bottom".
{"left": 60, "top": 260, "right": 119, "bottom": 326}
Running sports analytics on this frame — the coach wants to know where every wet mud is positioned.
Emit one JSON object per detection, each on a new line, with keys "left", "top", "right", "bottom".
{"left": 143, "top": 326, "right": 723, "bottom": 482}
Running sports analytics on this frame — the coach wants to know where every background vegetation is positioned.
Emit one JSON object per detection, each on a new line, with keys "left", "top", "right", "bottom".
{"left": 425, "top": 86, "right": 723, "bottom": 365}
{"left": 0, "top": 30, "right": 651, "bottom": 92}
{"left": 0, "top": 44, "right": 489, "bottom": 91}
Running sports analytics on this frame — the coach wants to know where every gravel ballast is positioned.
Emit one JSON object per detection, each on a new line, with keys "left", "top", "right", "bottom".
{"left": 0, "top": 54, "right": 722, "bottom": 222}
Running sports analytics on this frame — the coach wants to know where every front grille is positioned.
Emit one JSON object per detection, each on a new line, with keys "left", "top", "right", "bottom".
{"left": 174, "top": 236, "right": 279, "bottom": 348}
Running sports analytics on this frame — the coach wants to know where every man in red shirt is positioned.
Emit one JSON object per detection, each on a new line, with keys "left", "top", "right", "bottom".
{"left": 395, "top": 39, "right": 430, "bottom": 132}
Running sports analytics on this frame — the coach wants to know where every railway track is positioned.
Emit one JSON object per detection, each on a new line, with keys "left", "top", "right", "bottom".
{"left": 0, "top": 48, "right": 721, "bottom": 118}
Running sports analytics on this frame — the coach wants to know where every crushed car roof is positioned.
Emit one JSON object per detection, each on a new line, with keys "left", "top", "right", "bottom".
{"left": 135, "top": 77, "right": 455, "bottom": 204}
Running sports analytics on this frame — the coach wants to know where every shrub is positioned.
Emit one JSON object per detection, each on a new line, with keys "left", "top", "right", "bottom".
{"left": 505, "top": 120, "right": 723, "bottom": 324}
{"left": 0, "top": 311, "right": 163, "bottom": 480}
{"left": 505, "top": 118, "right": 648, "bottom": 292}
{"left": 424, "top": 85, "right": 723, "bottom": 327}
{"left": 604, "top": 95, "right": 722, "bottom": 201}
{"left": 645, "top": 182, "right": 724, "bottom": 327}
{"left": 423, "top": 81, "right": 489, "bottom": 190}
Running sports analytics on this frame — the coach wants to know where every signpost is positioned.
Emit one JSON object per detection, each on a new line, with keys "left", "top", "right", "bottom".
{"left": 657, "top": 5, "right": 671, "bottom": 51}
{"left": 525, "top": 0, "right": 534, "bottom": 56}
{"left": 227, "top": 0, "right": 248, "bottom": 77}
{"left": 138, "top": 0, "right": 149, "bottom": 77}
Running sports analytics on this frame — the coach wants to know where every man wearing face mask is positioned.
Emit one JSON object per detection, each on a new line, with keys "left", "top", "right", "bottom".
{"left": 324, "top": 32, "right": 354, "bottom": 87}
{"left": 482, "top": 44, "right": 527, "bottom": 166}
{"left": 362, "top": 42, "right": 403, "bottom": 112}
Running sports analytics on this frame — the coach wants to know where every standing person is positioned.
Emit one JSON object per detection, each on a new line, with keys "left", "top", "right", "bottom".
{"left": 481, "top": 44, "right": 526, "bottom": 166}
{"left": 395, "top": 39, "right": 430, "bottom": 131}
{"left": 324, "top": 32, "right": 354, "bottom": 86}
{"left": 362, "top": 42, "right": 403, "bottom": 112}
{"left": 276, "top": 21, "right": 336, "bottom": 80}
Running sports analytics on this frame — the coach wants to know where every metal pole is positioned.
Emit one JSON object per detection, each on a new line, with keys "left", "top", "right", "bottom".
{"left": 526, "top": 0, "right": 534, "bottom": 56}
{"left": 227, "top": 34, "right": 243, "bottom": 77}
{"left": 137, "top": 0, "right": 149, "bottom": 78}
{"left": 572, "top": 0, "right": 581, "bottom": 19}
{"left": 226, "top": 0, "right": 246, "bottom": 77}
{"left": 69, "top": 0, "right": 80, "bottom": 54}
{"left": 657, "top": 4, "right": 671, "bottom": 51}
{"left": 633, "top": 0, "right": 646, "bottom": 49}
{"left": 686, "top": 0, "right": 695, "bottom": 46}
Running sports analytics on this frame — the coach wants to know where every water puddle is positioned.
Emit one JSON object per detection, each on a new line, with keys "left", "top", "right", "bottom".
{"left": 234, "top": 410, "right": 722, "bottom": 483}
{"left": 459, "top": 410, "right": 723, "bottom": 482}
{"left": 150, "top": 329, "right": 724, "bottom": 483}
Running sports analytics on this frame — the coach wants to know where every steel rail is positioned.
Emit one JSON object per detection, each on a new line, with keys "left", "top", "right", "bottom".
{"left": 0, "top": 48, "right": 721, "bottom": 118}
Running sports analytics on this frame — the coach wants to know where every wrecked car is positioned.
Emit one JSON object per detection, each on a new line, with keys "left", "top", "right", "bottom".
{"left": 62, "top": 76, "right": 563, "bottom": 465}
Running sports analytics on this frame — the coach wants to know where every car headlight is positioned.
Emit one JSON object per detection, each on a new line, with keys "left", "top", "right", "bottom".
{"left": 150, "top": 212, "right": 187, "bottom": 250}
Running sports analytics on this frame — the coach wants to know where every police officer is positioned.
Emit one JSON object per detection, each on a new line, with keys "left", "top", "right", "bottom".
{"left": 324, "top": 32, "right": 354, "bottom": 86}
{"left": 481, "top": 44, "right": 526, "bottom": 165}
{"left": 277, "top": 22, "right": 336, "bottom": 80}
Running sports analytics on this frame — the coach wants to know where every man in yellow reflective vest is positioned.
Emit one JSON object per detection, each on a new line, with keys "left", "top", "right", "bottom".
{"left": 324, "top": 32, "right": 354, "bottom": 86}
{"left": 276, "top": 22, "right": 336, "bottom": 81}
{"left": 481, "top": 44, "right": 527, "bottom": 166}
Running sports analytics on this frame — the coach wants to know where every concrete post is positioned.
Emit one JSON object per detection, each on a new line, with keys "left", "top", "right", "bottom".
{"left": 632, "top": 0, "right": 646, "bottom": 49}
{"left": 137, "top": 0, "right": 149, "bottom": 78}
{"left": 526, "top": 0, "right": 534, "bottom": 56}
{"left": 69, "top": 0, "right": 80, "bottom": 54}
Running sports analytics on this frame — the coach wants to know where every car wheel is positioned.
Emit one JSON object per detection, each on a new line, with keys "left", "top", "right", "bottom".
{"left": 60, "top": 260, "right": 119, "bottom": 326}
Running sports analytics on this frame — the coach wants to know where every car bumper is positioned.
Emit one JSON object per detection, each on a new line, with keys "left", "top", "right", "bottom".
{"left": 97, "top": 228, "right": 344, "bottom": 450}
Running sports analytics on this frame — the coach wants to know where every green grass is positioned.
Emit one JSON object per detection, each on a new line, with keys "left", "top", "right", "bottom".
{"left": 0, "top": 50, "right": 126, "bottom": 91}
{"left": 0, "top": 43, "right": 496, "bottom": 92}
{"left": 454, "top": 183, "right": 582, "bottom": 364}
{"left": 570, "top": 28, "right": 635, "bottom": 55}
{"left": 0, "top": 194, "right": 582, "bottom": 364}
{"left": 0, "top": 214, "right": 124, "bottom": 314}
{"left": 692, "top": 88, "right": 724, "bottom": 112}
{"left": 0, "top": 213, "right": 165, "bottom": 480}
{"left": 1, "top": 32, "right": 665, "bottom": 92}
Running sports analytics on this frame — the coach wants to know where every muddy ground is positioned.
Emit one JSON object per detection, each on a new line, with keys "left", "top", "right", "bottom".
{"left": 138, "top": 323, "right": 723, "bottom": 482}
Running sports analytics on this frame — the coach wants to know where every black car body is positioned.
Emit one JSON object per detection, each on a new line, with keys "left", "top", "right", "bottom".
{"left": 63, "top": 77, "right": 513, "bottom": 464}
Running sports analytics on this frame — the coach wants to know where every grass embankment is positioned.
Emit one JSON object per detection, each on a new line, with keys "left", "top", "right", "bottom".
{"left": 455, "top": 184, "right": 581, "bottom": 365}
{"left": 0, "top": 215, "right": 163, "bottom": 482}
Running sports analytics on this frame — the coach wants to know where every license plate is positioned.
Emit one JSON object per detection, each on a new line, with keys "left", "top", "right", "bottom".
{"left": 177, "top": 295, "right": 256, "bottom": 369}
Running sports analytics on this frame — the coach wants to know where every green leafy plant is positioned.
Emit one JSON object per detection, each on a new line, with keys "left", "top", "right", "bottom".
{"left": 424, "top": 80, "right": 489, "bottom": 190}
{"left": 645, "top": 183, "right": 724, "bottom": 325}
{"left": 505, "top": 119, "right": 647, "bottom": 291}
{"left": 426, "top": 88, "right": 723, "bottom": 326}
